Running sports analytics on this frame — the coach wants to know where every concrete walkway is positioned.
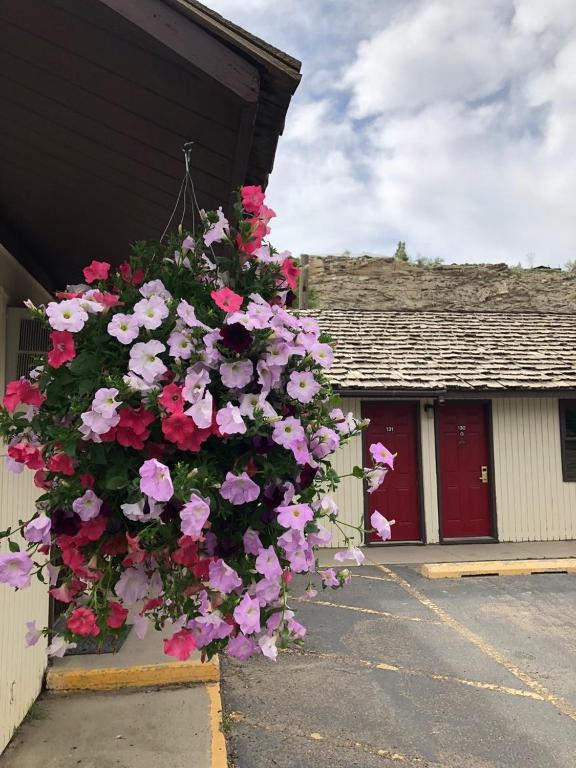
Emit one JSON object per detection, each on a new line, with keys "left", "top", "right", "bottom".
{"left": 0, "top": 628, "right": 225, "bottom": 768}
{"left": 318, "top": 539, "right": 576, "bottom": 567}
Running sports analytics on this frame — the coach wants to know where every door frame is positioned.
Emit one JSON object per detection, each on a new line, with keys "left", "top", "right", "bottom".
{"left": 361, "top": 399, "right": 427, "bottom": 546}
{"left": 434, "top": 398, "right": 498, "bottom": 544}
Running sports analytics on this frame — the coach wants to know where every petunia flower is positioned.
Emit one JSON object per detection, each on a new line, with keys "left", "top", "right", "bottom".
{"left": 48, "top": 331, "right": 76, "bottom": 368}
{"left": 280, "top": 257, "right": 301, "bottom": 290}
{"left": 370, "top": 511, "right": 395, "bottom": 542}
{"left": 226, "top": 633, "right": 258, "bottom": 660}
{"left": 241, "top": 185, "right": 265, "bottom": 214}
{"left": 114, "top": 566, "right": 150, "bottom": 605}
{"left": 255, "top": 546, "right": 282, "bottom": 580}
{"left": 3, "top": 379, "right": 45, "bottom": 413}
{"left": 276, "top": 503, "right": 314, "bottom": 532}
{"left": 139, "top": 279, "right": 172, "bottom": 302}
{"left": 220, "top": 471, "right": 260, "bottom": 505}
{"left": 180, "top": 494, "right": 211, "bottom": 539}
{"left": 23, "top": 515, "right": 51, "bottom": 546}
{"left": 310, "top": 342, "right": 334, "bottom": 369}
{"left": 72, "top": 490, "right": 103, "bottom": 522}
{"left": 369, "top": 442, "right": 395, "bottom": 470}
{"left": 107, "top": 313, "right": 140, "bottom": 344}
{"left": 133, "top": 296, "right": 169, "bottom": 330}
{"left": 46, "top": 299, "right": 88, "bottom": 333}
{"left": 233, "top": 593, "right": 261, "bottom": 635}
{"left": 334, "top": 545, "right": 365, "bottom": 566}
{"left": 139, "top": 459, "right": 173, "bottom": 502}
{"left": 24, "top": 620, "right": 41, "bottom": 647}
{"left": 67, "top": 607, "right": 100, "bottom": 637}
{"left": 272, "top": 417, "right": 306, "bottom": 448}
{"left": 211, "top": 287, "right": 243, "bottom": 313}
{"left": 258, "top": 633, "right": 278, "bottom": 661}
{"left": 47, "top": 635, "right": 76, "bottom": 658}
{"left": 83, "top": 260, "right": 110, "bottom": 283}
{"left": 0, "top": 552, "right": 34, "bottom": 589}
{"left": 129, "top": 340, "right": 167, "bottom": 383}
{"left": 216, "top": 403, "right": 246, "bottom": 435}
{"left": 203, "top": 207, "right": 229, "bottom": 246}
{"left": 287, "top": 371, "right": 320, "bottom": 404}
{"left": 208, "top": 559, "right": 242, "bottom": 594}
{"left": 220, "top": 359, "right": 253, "bottom": 389}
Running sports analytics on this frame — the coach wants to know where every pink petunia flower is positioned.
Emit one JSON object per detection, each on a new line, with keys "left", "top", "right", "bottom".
{"left": 0, "top": 552, "right": 34, "bottom": 589}
{"left": 129, "top": 340, "right": 167, "bottom": 384}
{"left": 276, "top": 503, "right": 314, "bottom": 531}
{"left": 177, "top": 299, "right": 210, "bottom": 330}
{"left": 258, "top": 633, "right": 278, "bottom": 661}
{"left": 243, "top": 528, "right": 263, "bottom": 555}
{"left": 72, "top": 490, "right": 103, "bottom": 522}
{"left": 163, "top": 629, "right": 197, "bottom": 661}
{"left": 280, "top": 257, "right": 301, "bottom": 290}
{"left": 23, "top": 515, "right": 51, "bottom": 546}
{"left": 365, "top": 467, "right": 388, "bottom": 493}
{"left": 3, "top": 379, "right": 45, "bottom": 413}
{"left": 220, "top": 471, "right": 260, "bottom": 505}
{"left": 114, "top": 566, "right": 150, "bottom": 605}
{"left": 133, "top": 296, "right": 169, "bottom": 330}
{"left": 216, "top": 403, "right": 246, "bottom": 435}
{"left": 168, "top": 331, "right": 194, "bottom": 360}
{"left": 25, "top": 620, "right": 41, "bottom": 647}
{"left": 139, "top": 279, "right": 172, "bottom": 302}
{"left": 272, "top": 417, "right": 306, "bottom": 449}
{"left": 310, "top": 342, "right": 334, "bottom": 369}
{"left": 67, "top": 607, "right": 100, "bottom": 637}
{"left": 287, "top": 371, "right": 320, "bottom": 404}
{"left": 310, "top": 427, "right": 340, "bottom": 459}
{"left": 369, "top": 442, "right": 395, "bottom": 470}
{"left": 46, "top": 299, "right": 89, "bottom": 333}
{"left": 334, "top": 545, "right": 365, "bottom": 566}
{"left": 211, "top": 287, "right": 243, "bottom": 313}
{"left": 208, "top": 559, "right": 242, "bottom": 594}
{"left": 370, "top": 511, "right": 395, "bottom": 541}
{"left": 92, "top": 387, "right": 121, "bottom": 419}
{"left": 203, "top": 207, "right": 229, "bottom": 246}
{"left": 48, "top": 331, "right": 76, "bottom": 368}
{"left": 180, "top": 494, "right": 211, "bottom": 539}
{"left": 107, "top": 313, "right": 140, "bottom": 344}
{"left": 83, "top": 260, "right": 110, "bottom": 283}
{"left": 320, "top": 568, "right": 339, "bottom": 587}
{"left": 47, "top": 635, "right": 76, "bottom": 658}
{"left": 220, "top": 359, "right": 253, "bottom": 389}
{"left": 233, "top": 593, "right": 261, "bottom": 635}
{"left": 139, "top": 459, "right": 174, "bottom": 502}
{"left": 255, "top": 546, "right": 282, "bottom": 580}
{"left": 241, "top": 185, "right": 265, "bottom": 214}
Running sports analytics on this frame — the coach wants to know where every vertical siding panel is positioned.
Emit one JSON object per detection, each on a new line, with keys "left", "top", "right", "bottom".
{"left": 420, "top": 399, "right": 439, "bottom": 543}
{"left": 325, "top": 398, "right": 363, "bottom": 549}
{"left": 491, "top": 397, "right": 576, "bottom": 543}
{"left": 0, "top": 287, "right": 49, "bottom": 754}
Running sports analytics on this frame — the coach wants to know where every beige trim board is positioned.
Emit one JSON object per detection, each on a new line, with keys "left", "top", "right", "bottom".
{"left": 46, "top": 657, "right": 219, "bottom": 692}
{"left": 421, "top": 559, "right": 576, "bottom": 579}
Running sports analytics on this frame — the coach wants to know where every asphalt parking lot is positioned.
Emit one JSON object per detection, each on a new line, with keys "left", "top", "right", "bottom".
{"left": 222, "top": 565, "right": 576, "bottom": 768}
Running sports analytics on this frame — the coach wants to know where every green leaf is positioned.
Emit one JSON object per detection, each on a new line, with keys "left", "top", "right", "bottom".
{"left": 104, "top": 464, "right": 129, "bottom": 491}
{"left": 352, "top": 466, "right": 365, "bottom": 479}
{"left": 8, "top": 540, "right": 20, "bottom": 552}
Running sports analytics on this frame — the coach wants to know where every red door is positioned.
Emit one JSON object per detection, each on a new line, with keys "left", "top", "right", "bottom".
{"left": 363, "top": 402, "right": 422, "bottom": 543}
{"left": 437, "top": 402, "right": 493, "bottom": 539}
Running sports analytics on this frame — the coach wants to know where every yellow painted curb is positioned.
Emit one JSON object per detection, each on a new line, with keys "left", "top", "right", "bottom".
{"left": 207, "top": 682, "right": 228, "bottom": 768}
{"left": 46, "top": 657, "right": 220, "bottom": 692}
{"left": 421, "top": 559, "right": 576, "bottom": 580}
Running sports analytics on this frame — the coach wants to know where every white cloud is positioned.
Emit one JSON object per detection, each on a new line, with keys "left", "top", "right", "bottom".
{"left": 204, "top": 0, "right": 576, "bottom": 266}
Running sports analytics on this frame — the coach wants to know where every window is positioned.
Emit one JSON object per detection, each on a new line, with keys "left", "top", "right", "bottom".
{"left": 560, "top": 401, "right": 576, "bottom": 481}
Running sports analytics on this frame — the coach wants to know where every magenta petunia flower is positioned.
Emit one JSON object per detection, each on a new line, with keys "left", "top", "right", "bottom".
{"left": 72, "top": 490, "right": 103, "bottom": 522}
{"left": 233, "top": 593, "right": 261, "bottom": 635}
{"left": 220, "top": 359, "right": 253, "bottom": 389}
{"left": 369, "top": 442, "right": 395, "bottom": 469}
{"left": 180, "top": 495, "right": 210, "bottom": 539}
{"left": 287, "top": 371, "right": 320, "bottom": 404}
{"left": 208, "top": 559, "right": 242, "bottom": 594}
{"left": 211, "top": 286, "right": 242, "bottom": 313}
{"left": 255, "top": 546, "right": 282, "bottom": 580}
{"left": 276, "top": 503, "right": 314, "bottom": 531}
{"left": 0, "top": 551, "right": 34, "bottom": 589}
{"left": 220, "top": 472, "right": 260, "bottom": 505}
{"left": 139, "top": 459, "right": 174, "bottom": 502}
{"left": 163, "top": 629, "right": 197, "bottom": 661}
{"left": 370, "top": 511, "right": 395, "bottom": 541}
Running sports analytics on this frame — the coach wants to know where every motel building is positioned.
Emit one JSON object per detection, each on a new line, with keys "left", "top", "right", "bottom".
{"left": 316, "top": 309, "right": 576, "bottom": 548}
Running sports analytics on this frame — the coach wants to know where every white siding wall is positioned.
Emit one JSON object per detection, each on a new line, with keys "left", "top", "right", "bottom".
{"left": 0, "top": 285, "right": 49, "bottom": 754}
{"left": 492, "top": 398, "right": 576, "bottom": 541}
{"left": 325, "top": 396, "right": 576, "bottom": 548}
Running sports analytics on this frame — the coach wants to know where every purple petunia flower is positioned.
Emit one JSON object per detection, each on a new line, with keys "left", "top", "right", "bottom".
{"left": 220, "top": 359, "right": 253, "bottom": 389}
{"left": 255, "top": 546, "right": 283, "bottom": 580}
{"left": 208, "top": 559, "right": 242, "bottom": 594}
{"left": 226, "top": 632, "right": 258, "bottom": 660}
{"left": 180, "top": 494, "right": 211, "bottom": 539}
{"left": 0, "top": 551, "right": 34, "bottom": 589}
{"left": 72, "top": 490, "right": 103, "bottom": 522}
{"left": 233, "top": 593, "right": 261, "bottom": 635}
{"left": 220, "top": 472, "right": 260, "bottom": 505}
{"left": 139, "top": 459, "right": 173, "bottom": 502}
{"left": 276, "top": 503, "right": 314, "bottom": 531}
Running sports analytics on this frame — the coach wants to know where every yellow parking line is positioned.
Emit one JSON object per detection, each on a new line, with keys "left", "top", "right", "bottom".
{"left": 377, "top": 564, "right": 576, "bottom": 722}
{"left": 354, "top": 573, "right": 396, "bottom": 583}
{"left": 207, "top": 682, "right": 228, "bottom": 768}
{"left": 282, "top": 648, "right": 543, "bottom": 701}
{"left": 309, "top": 599, "right": 442, "bottom": 624}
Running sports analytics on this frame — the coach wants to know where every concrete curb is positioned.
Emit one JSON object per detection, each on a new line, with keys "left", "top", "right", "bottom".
{"left": 207, "top": 682, "right": 228, "bottom": 768}
{"left": 46, "top": 657, "right": 220, "bottom": 692}
{"left": 421, "top": 559, "right": 576, "bottom": 580}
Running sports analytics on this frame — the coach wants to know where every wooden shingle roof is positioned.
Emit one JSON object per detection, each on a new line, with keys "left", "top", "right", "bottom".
{"left": 310, "top": 310, "right": 576, "bottom": 393}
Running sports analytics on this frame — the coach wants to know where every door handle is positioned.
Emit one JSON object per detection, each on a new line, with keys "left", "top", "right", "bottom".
{"left": 479, "top": 466, "right": 488, "bottom": 484}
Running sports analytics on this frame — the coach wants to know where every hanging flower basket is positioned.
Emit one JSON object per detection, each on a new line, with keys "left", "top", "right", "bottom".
{"left": 0, "top": 186, "right": 393, "bottom": 662}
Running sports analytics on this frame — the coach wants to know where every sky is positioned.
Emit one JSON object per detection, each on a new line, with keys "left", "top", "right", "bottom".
{"left": 206, "top": 0, "right": 576, "bottom": 267}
